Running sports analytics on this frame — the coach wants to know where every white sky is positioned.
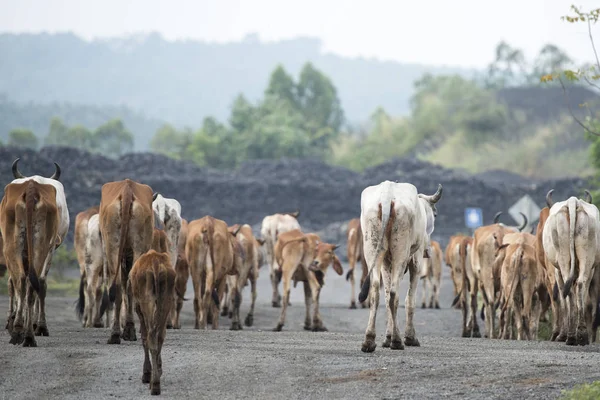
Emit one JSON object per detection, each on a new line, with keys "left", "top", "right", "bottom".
{"left": 1, "top": 0, "right": 599, "bottom": 68}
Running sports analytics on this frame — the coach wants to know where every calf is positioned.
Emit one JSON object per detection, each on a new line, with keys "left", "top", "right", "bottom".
{"left": 346, "top": 218, "right": 368, "bottom": 309}
{"left": 358, "top": 182, "right": 442, "bottom": 352}
{"left": 420, "top": 240, "right": 442, "bottom": 309}
{"left": 273, "top": 229, "right": 343, "bottom": 332}
{"left": 129, "top": 250, "right": 175, "bottom": 396}
{"left": 260, "top": 211, "right": 301, "bottom": 307}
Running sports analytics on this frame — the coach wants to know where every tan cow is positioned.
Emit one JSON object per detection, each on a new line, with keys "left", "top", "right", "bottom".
{"left": 2, "top": 160, "right": 68, "bottom": 347}
{"left": 451, "top": 236, "right": 481, "bottom": 338}
{"left": 129, "top": 250, "right": 175, "bottom": 396}
{"left": 74, "top": 205, "right": 100, "bottom": 326}
{"left": 471, "top": 212, "right": 527, "bottom": 339}
{"left": 346, "top": 218, "right": 368, "bottom": 309}
{"left": 420, "top": 240, "right": 442, "bottom": 309}
{"left": 186, "top": 215, "right": 240, "bottom": 330}
{"left": 100, "top": 179, "right": 155, "bottom": 344}
{"left": 261, "top": 211, "right": 301, "bottom": 307}
{"left": 445, "top": 235, "right": 466, "bottom": 309}
{"left": 272, "top": 229, "right": 343, "bottom": 332}
{"left": 497, "top": 234, "right": 539, "bottom": 340}
{"left": 1, "top": 178, "right": 59, "bottom": 346}
{"left": 543, "top": 192, "right": 600, "bottom": 346}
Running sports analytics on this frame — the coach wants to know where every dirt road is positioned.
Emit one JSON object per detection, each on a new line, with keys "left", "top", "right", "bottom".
{"left": 1, "top": 265, "right": 600, "bottom": 399}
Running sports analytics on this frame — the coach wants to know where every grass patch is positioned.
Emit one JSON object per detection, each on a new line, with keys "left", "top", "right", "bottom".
{"left": 560, "top": 381, "right": 600, "bottom": 400}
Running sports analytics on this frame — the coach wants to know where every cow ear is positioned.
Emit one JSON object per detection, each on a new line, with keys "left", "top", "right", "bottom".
{"left": 332, "top": 244, "right": 340, "bottom": 251}
{"left": 333, "top": 256, "right": 343, "bottom": 276}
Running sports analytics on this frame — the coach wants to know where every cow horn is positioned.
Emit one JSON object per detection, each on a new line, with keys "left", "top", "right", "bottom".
{"left": 421, "top": 184, "right": 443, "bottom": 204}
{"left": 546, "top": 189, "right": 554, "bottom": 208}
{"left": 493, "top": 212, "right": 502, "bottom": 224}
{"left": 152, "top": 192, "right": 159, "bottom": 202}
{"left": 518, "top": 212, "right": 528, "bottom": 232}
{"left": 584, "top": 190, "right": 593, "bottom": 204}
{"left": 233, "top": 224, "right": 242, "bottom": 236}
{"left": 12, "top": 158, "right": 25, "bottom": 179}
{"left": 289, "top": 210, "right": 300, "bottom": 218}
{"left": 332, "top": 244, "right": 340, "bottom": 251}
{"left": 50, "top": 162, "right": 61, "bottom": 181}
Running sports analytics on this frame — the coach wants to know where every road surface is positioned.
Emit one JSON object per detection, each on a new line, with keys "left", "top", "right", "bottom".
{"left": 1, "top": 264, "right": 600, "bottom": 399}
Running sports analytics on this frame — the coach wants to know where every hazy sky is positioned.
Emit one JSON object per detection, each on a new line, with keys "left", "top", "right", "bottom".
{"left": 1, "top": 0, "right": 599, "bottom": 68}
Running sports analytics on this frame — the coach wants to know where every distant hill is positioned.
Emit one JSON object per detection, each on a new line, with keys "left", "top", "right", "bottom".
{"left": 0, "top": 94, "right": 164, "bottom": 149}
{"left": 0, "top": 32, "right": 474, "bottom": 132}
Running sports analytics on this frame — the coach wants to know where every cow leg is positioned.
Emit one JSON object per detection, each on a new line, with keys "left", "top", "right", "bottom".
{"left": 273, "top": 266, "right": 294, "bottom": 331}
{"left": 309, "top": 275, "right": 327, "bottom": 332}
{"left": 576, "top": 276, "right": 592, "bottom": 346}
{"left": 420, "top": 275, "right": 427, "bottom": 309}
{"left": 461, "top": 283, "right": 471, "bottom": 337}
{"left": 220, "top": 282, "right": 230, "bottom": 317}
{"left": 514, "top": 301, "right": 524, "bottom": 340}
{"left": 244, "top": 270, "right": 258, "bottom": 327}
{"left": 108, "top": 281, "right": 123, "bottom": 344}
{"left": 230, "top": 277, "right": 243, "bottom": 331}
{"left": 303, "top": 280, "right": 312, "bottom": 330}
{"left": 136, "top": 304, "right": 151, "bottom": 384}
{"left": 530, "top": 292, "right": 541, "bottom": 340}
{"left": 404, "top": 260, "right": 420, "bottom": 347}
{"left": 554, "top": 271, "right": 569, "bottom": 342}
{"left": 6, "top": 275, "right": 15, "bottom": 333}
{"left": 22, "top": 282, "right": 37, "bottom": 347}
{"left": 382, "top": 268, "right": 393, "bottom": 347}
{"left": 34, "top": 278, "right": 49, "bottom": 336}
{"left": 9, "top": 275, "right": 26, "bottom": 345}
{"left": 361, "top": 254, "right": 381, "bottom": 353}
{"left": 349, "top": 258, "right": 357, "bottom": 309}
{"left": 469, "top": 279, "right": 481, "bottom": 338}
{"left": 192, "top": 267, "right": 202, "bottom": 329}
{"left": 550, "top": 292, "right": 562, "bottom": 341}
{"left": 270, "top": 264, "right": 281, "bottom": 308}
{"left": 121, "top": 274, "right": 137, "bottom": 341}
{"left": 360, "top": 255, "right": 369, "bottom": 308}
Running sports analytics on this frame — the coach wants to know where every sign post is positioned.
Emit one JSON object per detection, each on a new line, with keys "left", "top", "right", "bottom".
{"left": 465, "top": 207, "right": 483, "bottom": 235}
{"left": 508, "top": 195, "right": 541, "bottom": 232}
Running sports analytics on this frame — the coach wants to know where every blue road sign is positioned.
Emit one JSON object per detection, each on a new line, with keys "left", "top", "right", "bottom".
{"left": 465, "top": 207, "right": 483, "bottom": 229}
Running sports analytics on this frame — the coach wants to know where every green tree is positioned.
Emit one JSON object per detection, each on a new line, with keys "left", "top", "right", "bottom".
{"left": 65, "top": 125, "right": 95, "bottom": 150}
{"left": 8, "top": 128, "right": 38, "bottom": 148}
{"left": 94, "top": 118, "right": 134, "bottom": 156}
{"left": 45, "top": 116, "right": 69, "bottom": 146}
{"left": 532, "top": 44, "right": 573, "bottom": 79}
{"left": 265, "top": 65, "right": 298, "bottom": 107}
{"left": 485, "top": 41, "right": 528, "bottom": 88}
{"left": 296, "top": 62, "right": 344, "bottom": 139}
{"left": 150, "top": 124, "right": 192, "bottom": 159}
{"left": 229, "top": 94, "right": 256, "bottom": 134}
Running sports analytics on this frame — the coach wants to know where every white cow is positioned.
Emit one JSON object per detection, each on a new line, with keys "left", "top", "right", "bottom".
{"left": 82, "top": 213, "right": 110, "bottom": 328}
{"left": 543, "top": 194, "right": 600, "bottom": 346}
{"left": 152, "top": 193, "right": 182, "bottom": 269}
{"left": 358, "top": 181, "right": 442, "bottom": 353}
{"left": 260, "top": 211, "right": 301, "bottom": 307}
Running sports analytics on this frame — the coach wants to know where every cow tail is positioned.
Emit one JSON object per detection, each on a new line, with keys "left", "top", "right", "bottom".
{"left": 563, "top": 198, "right": 577, "bottom": 298}
{"left": 346, "top": 228, "right": 357, "bottom": 281}
{"left": 109, "top": 188, "right": 133, "bottom": 302}
{"left": 502, "top": 244, "right": 523, "bottom": 317}
{"left": 358, "top": 197, "right": 392, "bottom": 304}
{"left": 206, "top": 218, "right": 220, "bottom": 307}
{"left": 25, "top": 181, "right": 41, "bottom": 294}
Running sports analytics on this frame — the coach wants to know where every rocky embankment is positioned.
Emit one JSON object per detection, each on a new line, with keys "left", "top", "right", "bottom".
{"left": 0, "top": 146, "right": 590, "bottom": 258}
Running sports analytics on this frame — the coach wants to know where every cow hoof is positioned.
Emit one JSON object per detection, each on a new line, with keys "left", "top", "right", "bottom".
{"left": 22, "top": 335, "right": 37, "bottom": 347}
{"left": 93, "top": 321, "right": 104, "bottom": 328}
{"left": 565, "top": 335, "right": 577, "bottom": 346}
{"left": 421, "top": 303, "right": 426, "bottom": 309}
{"left": 150, "top": 383, "right": 161, "bottom": 396}
{"left": 142, "top": 372, "right": 151, "bottom": 384}
{"left": 550, "top": 331, "right": 560, "bottom": 341}
{"left": 312, "top": 325, "right": 328, "bottom": 332}
{"left": 220, "top": 307, "right": 229, "bottom": 317}
{"left": 122, "top": 324, "right": 137, "bottom": 341}
{"left": 404, "top": 337, "right": 420, "bottom": 347}
{"left": 461, "top": 330, "right": 471, "bottom": 338}
{"left": 556, "top": 333, "right": 568, "bottom": 342}
{"left": 428, "top": 303, "right": 434, "bottom": 309}
{"left": 166, "top": 323, "right": 173, "bottom": 329}
{"left": 35, "top": 326, "right": 49, "bottom": 337}
{"left": 173, "top": 324, "right": 181, "bottom": 330}
{"left": 273, "top": 324, "right": 283, "bottom": 332}
{"left": 230, "top": 322, "right": 243, "bottom": 331}
{"left": 228, "top": 311, "right": 233, "bottom": 319}
{"left": 361, "top": 339, "right": 377, "bottom": 353}
{"left": 577, "top": 331, "right": 589, "bottom": 346}
{"left": 361, "top": 302, "right": 367, "bottom": 309}
{"left": 435, "top": 303, "right": 440, "bottom": 310}
{"left": 304, "top": 324, "right": 312, "bottom": 331}
{"left": 472, "top": 329, "right": 481, "bottom": 338}
{"left": 390, "top": 339, "right": 404, "bottom": 350}
{"left": 107, "top": 333, "right": 121, "bottom": 345}
{"left": 350, "top": 302, "right": 357, "bottom": 309}
{"left": 32, "top": 323, "right": 37, "bottom": 331}
{"left": 9, "top": 331, "right": 24, "bottom": 345}
{"left": 382, "top": 335, "right": 392, "bottom": 348}
{"left": 244, "top": 315, "right": 254, "bottom": 327}
{"left": 271, "top": 301, "right": 281, "bottom": 308}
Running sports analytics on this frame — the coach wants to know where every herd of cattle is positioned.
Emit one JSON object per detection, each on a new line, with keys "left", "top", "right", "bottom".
{"left": 0, "top": 159, "right": 599, "bottom": 395}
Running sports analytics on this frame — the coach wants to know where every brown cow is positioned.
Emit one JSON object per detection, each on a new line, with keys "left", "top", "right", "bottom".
{"left": 272, "top": 229, "right": 343, "bottom": 332}
{"left": 100, "top": 179, "right": 154, "bottom": 344}
{"left": 186, "top": 215, "right": 240, "bottom": 330}
{"left": 445, "top": 235, "right": 465, "bottom": 309}
{"left": 1, "top": 180, "right": 59, "bottom": 346}
{"left": 420, "top": 240, "right": 442, "bottom": 309}
{"left": 74, "top": 205, "right": 100, "bottom": 325}
{"left": 497, "top": 233, "right": 539, "bottom": 340}
{"left": 129, "top": 250, "right": 175, "bottom": 395}
{"left": 171, "top": 218, "right": 189, "bottom": 329}
{"left": 346, "top": 218, "right": 368, "bottom": 309}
